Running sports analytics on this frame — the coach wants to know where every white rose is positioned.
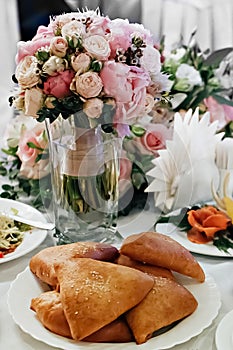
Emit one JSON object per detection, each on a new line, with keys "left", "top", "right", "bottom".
{"left": 15, "top": 56, "right": 40, "bottom": 89}
{"left": 141, "top": 46, "right": 161, "bottom": 75}
{"left": 144, "top": 93, "right": 155, "bottom": 114}
{"left": 42, "top": 56, "right": 68, "bottom": 75}
{"left": 83, "top": 98, "right": 104, "bottom": 119}
{"left": 61, "top": 20, "right": 85, "bottom": 38}
{"left": 83, "top": 35, "right": 110, "bottom": 60}
{"left": 71, "top": 53, "right": 91, "bottom": 74}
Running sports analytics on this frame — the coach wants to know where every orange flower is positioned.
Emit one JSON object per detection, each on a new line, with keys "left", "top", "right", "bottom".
{"left": 187, "top": 206, "right": 231, "bottom": 244}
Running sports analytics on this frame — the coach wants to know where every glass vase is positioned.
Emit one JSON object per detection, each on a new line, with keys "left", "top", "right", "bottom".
{"left": 45, "top": 114, "right": 123, "bottom": 245}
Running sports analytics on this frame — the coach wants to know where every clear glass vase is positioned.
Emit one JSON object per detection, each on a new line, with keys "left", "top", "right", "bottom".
{"left": 45, "top": 114, "right": 123, "bottom": 245}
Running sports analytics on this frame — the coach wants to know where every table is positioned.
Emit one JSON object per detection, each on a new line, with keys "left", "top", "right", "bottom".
{"left": 0, "top": 214, "right": 233, "bottom": 350}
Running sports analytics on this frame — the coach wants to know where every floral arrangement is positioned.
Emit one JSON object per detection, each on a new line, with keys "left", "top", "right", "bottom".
{"left": 2, "top": 11, "right": 233, "bottom": 218}
{"left": 10, "top": 9, "right": 169, "bottom": 135}
{"left": 157, "top": 34, "right": 233, "bottom": 134}
{"left": 4, "top": 9, "right": 172, "bottom": 213}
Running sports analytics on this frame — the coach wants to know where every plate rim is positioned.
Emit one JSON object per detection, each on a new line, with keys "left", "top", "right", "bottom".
{"left": 215, "top": 309, "right": 233, "bottom": 350}
{"left": 0, "top": 198, "right": 48, "bottom": 264}
{"left": 7, "top": 266, "right": 221, "bottom": 350}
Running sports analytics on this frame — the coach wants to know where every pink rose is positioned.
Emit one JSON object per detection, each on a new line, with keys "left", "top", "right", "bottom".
{"left": 71, "top": 53, "right": 91, "bottom": 74}
{"left": 88, "top": 16, "right": 111, "bottom": 36}
{"left": 119, "top": 150, "right": 133, "bottom": 194}
{"left": 17, "top": 124, "right": 47, "bottom": 166}
{"left": 134, "top": 123, "right": 172, "bottom": 156}
{"left": 50, "top": 36, "right": 68, "bottom": 57}
{"left": 204, "top": 96, "right": 233, "bottom": 130}
{"left": 43, "top": 70, "right": 75, "bottom": 98}
{"left": 100, "top": 62, "right": 150, "bottom": 122}
{"left": 71, "top": 71, "right": 103, "bottom": 99}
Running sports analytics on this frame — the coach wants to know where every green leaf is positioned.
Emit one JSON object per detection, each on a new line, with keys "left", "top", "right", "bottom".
{"left": 155, "top": 206, "right": 200, "bottom": 231}
{"left": 211, "top": 94, "right": 233, "bottom": 107}
{"left": 203, "top": 47, "right": 233, "bottom": 67}
{"left": 131, "top": 125, "right": 146, "bottom": 137}
{"left": 27, "top": 142, "right": 44, "bottom": 151}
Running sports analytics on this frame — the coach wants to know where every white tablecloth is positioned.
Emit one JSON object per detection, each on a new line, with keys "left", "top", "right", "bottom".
{"left": 0, "top": 220, "right": 233, "bottom": 350}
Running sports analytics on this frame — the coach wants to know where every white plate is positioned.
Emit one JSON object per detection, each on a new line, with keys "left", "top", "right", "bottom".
{"left": 7, "top": 267, "right": 221, "bottom": 350}
{"left": 0, "top": 198, "right": 48, "bottom": 263}
{"left": 215, "top": 309, "right": 233, "bottom": 350}
{"left": 156, "top": 211, "right": 233, "bottom": 257}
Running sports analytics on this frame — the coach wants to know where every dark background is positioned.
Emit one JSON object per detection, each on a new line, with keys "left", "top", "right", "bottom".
{"left": 17, "top": 0, "right": 142, "bottom": 41}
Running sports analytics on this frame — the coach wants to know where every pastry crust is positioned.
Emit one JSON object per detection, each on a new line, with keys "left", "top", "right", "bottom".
{"left": 54, "top": 258, "right": 154, "bottom": 340}
{"left": 126, "top": 276, "right": 198, "bottom": 344}
{"left": 29, "top": 241, "right": 119, "bottom": 287}
{"left": 30, "top": 290, "right": 72, "bottom": 338}
{"left": 116, "top": 254, "right": 174, "bottom": 279}
{"left": 31, "top": 290, "right": 133, "bottom": 342}
{"left": 120, "top": 232, "right": 205, "bottom": 282}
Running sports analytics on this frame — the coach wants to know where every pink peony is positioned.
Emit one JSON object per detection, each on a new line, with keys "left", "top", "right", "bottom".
{"left": 100, "top": 62, "right": 150, "bottom": 123}
{"left": 43, "top": 70, "right": 75, "bottom": 98}
{"left": 15, "top": 25, "right": 54, "bottom": 64}
{"left": 119, "top": 150, "right": 133, "bottom": 194}
{"left": 204, "top": 96, "right": 233, "bottom": 130}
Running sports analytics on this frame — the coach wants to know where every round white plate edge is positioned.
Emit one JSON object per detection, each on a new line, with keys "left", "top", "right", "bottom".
{"left": 7, "top": 267, "right": 222, "bottom": 350}
{"left": 215, "top": 309, "right": 233, "bottom": 350}
{"left": 0, "top": 198, "right": 48, "bottom": 264}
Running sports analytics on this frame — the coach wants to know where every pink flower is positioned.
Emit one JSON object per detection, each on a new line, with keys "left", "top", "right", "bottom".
{"left": 32, "top": 25, "right": 54, "bottom": 41}
{"left": 50, "top": 36, "right": 68, "bottom": 57}
{"left": 204, "top": 96, "right": 233, "bottom": 130}
{"left": 71, "top": 71, "right": 103, "bottom": 99}
{"left": 15, "top": 25, "right": 54, "bottom": 64}
{"left": 119, "top": 150, "right": 133, "bottom": 194}
{"left": 43, "top": 70, "right": 75, "bottom": 98}
{"left": 100, "top": 62, "right": 150, "bottom": 123}
{"left": 17, "top": 124, "right": 47, "bottom": 166}
{"left": 134, "top": 123, "right": 172, "bottom": 156}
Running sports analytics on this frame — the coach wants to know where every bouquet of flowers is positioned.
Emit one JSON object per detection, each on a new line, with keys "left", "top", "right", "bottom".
{"left": 3, "top": 9, "right": 170, "bottom": 216}
{"left": 10, "top": 9, "right": 168, "bottom": 134}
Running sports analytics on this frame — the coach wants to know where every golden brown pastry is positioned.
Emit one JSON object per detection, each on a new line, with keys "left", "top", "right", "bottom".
{"left": 54, "top": 258, "right": 154, "bottom": 340}
{"left": 30, "top": 290, "right": 72, "bottom": 338}
{"left": 31, "top": 290, "right": 133, "bottom": 342}
{"left": 120, "top": 232, "right": 205, "bottom": 282}
{"left": 126, "top": 276, "right": 198, "bottom": 344}
{"left": 116, "top": 254, "right": 174, "bottom": 279}
{"left": 29, "top": 241, "right": 119, "bottom": 287}
{"left": 83, "top": 317, "right": 133, "bottom": 343}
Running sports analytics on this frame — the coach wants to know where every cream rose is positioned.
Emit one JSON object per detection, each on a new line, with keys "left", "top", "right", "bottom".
{"left": 71, "top": 53, "right": 91, "bottom": 74}
{"left": 144, "top": 93, "right": 155, "bottom": 114}
{"left": 83, "top": 35, "right": 110, "bottom": 60}
{"left": 61, "top": 20, "right": 85, "bottom": 38}
{"left": 71, "top": 71, "right": 103, "bottom": 98}
{"left": 42, "top": 56, "right": 68, "bottom": 75}
{"left": 83, "top": 98, "right": 104, "bottom": 119}
{"left": 15, "top": 56, "right": 40, "bottom": 89}
{"left": 50, "top": 36, "right": 68, "bottom": 57}
{"left": 24, "top": 87, "right": 44, "bottom": 117}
